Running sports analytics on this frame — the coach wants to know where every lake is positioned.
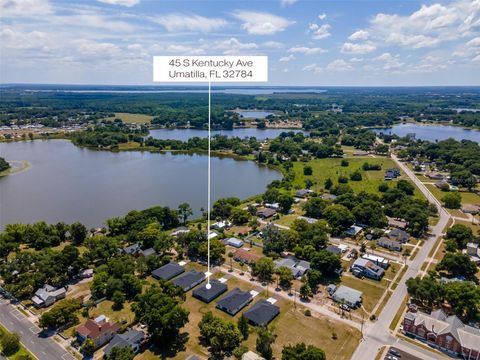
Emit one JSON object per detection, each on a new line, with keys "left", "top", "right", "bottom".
{"left": 236, "top": 110, "right": 274, "bottom": 119}
{"left": 373, "top": 123, "right": 480, "bottom": 142}
{"left": 148, "top": 128, "right": 307, "bottom": 141}
{"left": 0, "top": 140, "right": 281, "bottom": 228}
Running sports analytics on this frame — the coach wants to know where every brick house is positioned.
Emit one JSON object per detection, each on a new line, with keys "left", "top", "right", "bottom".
{"left": 403, "top": 309, "right": 480, "bottom": 359}
{"left": 77, "top": 315, "right": 120, "bottom": 349}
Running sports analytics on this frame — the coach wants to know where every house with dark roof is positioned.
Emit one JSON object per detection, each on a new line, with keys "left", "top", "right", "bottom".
{"left": 172, "top": 270, "right": 205, "bottom": 292}
{"left": 216, "top": 288, "right": 253, "bottom": 315}
{"left": 151, "top": 262, "right": 185, "bottom": 281}
{"left": 76, "top": 315, "right": 120, "bottom": 349}
{"left": 295, "top": 189, "right": 312, "bottom": 198}
{"left": 377, "top": 237, "right": 402, "bottom": 252}
{"left": 103, "top": 328, "right": 145, "bottom": 357}
{"left": 123, "top": 243, "right": 141, "bottom": 255}
{"left": 244, "top": 300, "right": 279, "bottom": 326}
{"left": 387, "top": 228, "right": 409, "bottom": 243}
{"left": 192, "top": 280, "right": 227, "bottom": 303}
{"left": 351, "top": 258, "right": 384, "bottom": 280}
{"left": 274, "top": 257, "right": 310, "bottom": 278}
{"left": 403, "top": 309, "right": 480, "bottom": 358}
{"left": 257, "top": 208, "right": 277, "bottom": 219}
{"left": 326, "top": 245, "right": 342, "bottom": 256}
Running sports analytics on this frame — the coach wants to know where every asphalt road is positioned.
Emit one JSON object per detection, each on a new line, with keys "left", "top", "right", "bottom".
{"left": 0, "top": 299, "right": 75, "bottom": 360}
{"left": 351, "top": 154, "right": 451, "bottom": 360}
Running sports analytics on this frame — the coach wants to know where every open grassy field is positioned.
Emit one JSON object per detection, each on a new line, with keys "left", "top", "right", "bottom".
{"left": 0, "top": 323, "right": 36, "bottom": 359}
{"left": 340, "top": 275, "right": 386, "bottom": 314}
{"left": 292, "top": 156, "right": 422, "bottom": 197}
{"left": 138, "top": 269, "right": 360, "bottom": 360}
{"left": 425, "top": 184, "right": 480, "bottom": 206}
{"left": 111, "top": 113, "right": 154, "bottom": 124}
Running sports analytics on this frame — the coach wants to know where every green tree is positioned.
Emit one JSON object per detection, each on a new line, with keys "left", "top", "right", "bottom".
{"left": 178, "top": 203, "right": 193, "bottom": 224}
{"left": 282, "top": 343, "right": 326, "bottom": 360}
{"left": 300, "top": 282, "right": 312, "bottom": 300}
{"left": 112, "top": 290, "right": 126, "bottom": 310}
{"left": 198, "top": 312, "right": 242, "bottom": 357}
{"left": 132, "top": 284, "right": 189, "bottom": 344}
{"left": 70, "top": 222, "right": 87, "bottom": 245}
{"left": 1, "top": 332, "right": 20, "bottom": 356}
{"left": 81, "top": 339, "right": 95, "bottom": 356}
{"left": 278, "top": 194, "right": 294, "bottom": 214}
{"left": 106, "top": 347, "right": 135, "bottom": 360}
{"left": 0, "top": 157, "right": 10, "bottom": 172}
{"left": 445, "top": 224, "right": 474, "bottom": 249}
{"left": 324, "top": 178, "right": 333, "bottom": 190}
{"left": 324, "top": 204, "right": 355, "bottom": 236}
{"left": 252, "top": 258, "right": 275, "bottom": 284}
{"left": 303, "top": 198, "right": 330, "bottom": 219}
{"left": 277, "top": 266, "right": 293, "bottom": 291}
{"left": 442, "top": 192, "right": 462, "bottom": 209}
{"left": 256, "top": 326, "right": 276, "bottom": 360}
{"left": 39, "top": 299, "right": 81, "bottom": 329}
{"left": 350, "top": 170, "right": 362, "bottom": 181}
{"left": 230, "top": 208, "right": 250, "bottom": 225}
{"left": 437, "top": 253, "right": 478, "bottom": 278}
{"left": 237, "top": 314, "right": 249, "bottom": 340}
{"left": 303, "top": 165, "right": 313, "bottom": 175}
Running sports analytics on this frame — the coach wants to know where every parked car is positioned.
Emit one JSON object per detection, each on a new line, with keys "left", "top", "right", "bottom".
{"left": 389, "top": 348, "right": 401, "bottom": 357}
{"left": 340, "top": 304, "right": 351, "bottom": 312}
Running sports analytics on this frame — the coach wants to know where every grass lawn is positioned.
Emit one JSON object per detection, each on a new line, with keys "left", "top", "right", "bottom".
{"left": 90, "top": 300, "right": 136, "bottom": 326}
{"left": 292, "top": 157, "right": 422, "bottom": 197}
{"left": 111, "top": 113, "right": 154, "bottom": 124}
{"left": 453, "top": 219, "right": 480, "bottom": 235}
{"left": 274, "top": 214, "right": 299, "bottom": 227}
{"left": 340, "top": 276, "right": 386, "bottom": 314}
{"left": 0, "top": 323, "right": 36, "bottom": 359}
{"left": 425, "top": 184, "right": 480, "bottom": 208}
{"left": 139, "top": 269, "right": 360, "bottom": 360}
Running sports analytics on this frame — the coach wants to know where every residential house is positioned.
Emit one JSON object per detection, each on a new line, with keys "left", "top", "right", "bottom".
{"left": 212, "top": 220, "right": 231, "bottom": 230}
{"left": 297, "top": 216, "right": 318, "bottom": 224}
{"left": 325, "top": 245, "right": 342, "bottom": 256}
{"left": 403, "top": 309, "right": 480, "bottom": 359}
{"left": 426, "top": 172, "right": 445, "bottom": 180}
{"left": 331, "top": 285, "right": 362, "bottom": 308}
{"left": 274, "top": 257, "right": 310, "bottom": 278}
{"left": 171, "top": 226, "right": 190, "bottom": 237}
{"left": 139, "top": 248, "right": 156, "bottom": 257}
{"left": 344, "top": 225, "right": 363, "bottom": 237}
{"left": 377, "top": 237, "right": 402, "bottom": 252}
{"left": 224, "top": 237, "right": 244, "bottom": 248}
{"left": 387, "top": 216, "right": 408, "bottom": 230}
{"left": 257, "top": 208, "right": 277, "bottom": 219}
{"left": 465, "top": 243, "right": 480, "bottom": 265}
{"left": 387, "top": 228, "right": 410, "bottom": 243}
{"left": 264, "top": 203, "right": 280, "bottom": 211}
{"left": 79, "top": 269, "right": 94, "bottom": 279}
{"left": 242, "top": 351, "right": 265, "bottom": 360}
{"left": 295, "top": 189, "right": 312, "bottom": 198}
{"left": 244, "top": 300, "right": 280, "bottom": 326}
{"left": 320, "top": 194, "right": 337, "bottom": 201}
{"left": 234, "top": 249, "right": 262, "bottom": 264}
{"left": 351, "top": 258, "right": 385, "bottom": 280}
{"left": 461, "top": 204, "right": 480, "bottom": 215}
{"left": 31, "top": 285, "right": 67, "bottom": 308}
{"left": 77, "top": 315, "right": 120, "bottom": 349}
{"left": 362, "top": 253, "right": 390, "bottom": 269}
{"left": 385, "top": 168, "right": 400, "bottom": 180}
{"left": 103, "top": 328, "right": 145, "bottom": 357}
{"left": 123, "top": 243, "right": 141, "bottom": 256}
{"left": 216, "top": 288, "right": 252, "bottom": 315}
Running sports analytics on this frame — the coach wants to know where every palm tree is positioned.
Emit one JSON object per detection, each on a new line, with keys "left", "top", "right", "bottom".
{"left": 228, "top": 251, "right": 234, "bottom": 272}
{"left": 239, "top": 261, "right": 245, "bottom": 275}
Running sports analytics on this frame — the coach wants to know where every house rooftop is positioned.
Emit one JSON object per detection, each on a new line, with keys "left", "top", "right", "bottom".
{"left": 332, "top": 285, "right": 362, "bottom": 306}
{"left": 151, "top": 262, "right": 185, "bottom": 281}
{"left": 244, "top": 299, "right": 279, "bottom": 326}
{"left": 103, "top": 328, "right": 145, "bottom": 357}
{"left": 140, "top": 248, "right": 156, "bottom": 257}
{"left": 192, "top": 279, "right": 227, "bottom": 303}
{"left": 217, "top": 288, "right": 252, "bottom": 315}
{"left": 326, "top": 245, "right": 342, "bottom": 255}
{"left": 77, "top": 316, "right": 120, "bottom": 341}
{"left": 234, "top": 249, "right": 262, "bottom": 264}
{"left": 172, "top": 270, "right": 205, "bottom": 292}
{"left": 123, "top": 243, "right": 141, "bottom": 255}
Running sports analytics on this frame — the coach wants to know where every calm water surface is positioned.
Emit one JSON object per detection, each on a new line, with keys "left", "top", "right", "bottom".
{"left": 374, "top": 123, "right": 480, "bottom": 142}
{"left": 0, "top": 140, "right": 281, "bottom": 228}
{"left": 148, "top": 128, "right": 307, "bottom": 141}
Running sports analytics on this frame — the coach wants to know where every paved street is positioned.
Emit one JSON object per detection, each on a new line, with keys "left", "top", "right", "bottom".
{"left": 0, "top": 299, "right": 75, "bottom": 360}
{"left": 351, "top": 154, "right": 451, "bottom": 360}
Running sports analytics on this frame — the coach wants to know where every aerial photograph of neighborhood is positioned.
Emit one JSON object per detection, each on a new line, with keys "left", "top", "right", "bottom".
{"left": 0, "top": 0, "right": 479, "bottom": 360}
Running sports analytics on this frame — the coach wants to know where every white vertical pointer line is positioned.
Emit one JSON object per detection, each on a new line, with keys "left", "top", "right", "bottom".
{"left": 207, "top": 80, "right": 211, "bottom": 288}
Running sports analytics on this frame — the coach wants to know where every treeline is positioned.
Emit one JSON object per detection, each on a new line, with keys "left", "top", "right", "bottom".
{"left": 0, "top": 157, "right": 10, "bottom": 172}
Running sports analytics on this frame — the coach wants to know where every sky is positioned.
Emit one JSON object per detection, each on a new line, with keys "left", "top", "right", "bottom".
{"left": 1, "top": 0, "right": 479, "bottom": 86}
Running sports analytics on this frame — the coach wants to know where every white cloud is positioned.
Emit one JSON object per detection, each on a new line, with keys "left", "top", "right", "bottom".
{"left": 262, "top": 41, "right": 284, "bottom": 48}
{"left": 211, "top": 38, "right": 258, "bottom": 54}
{"left": 98, "top": 0, "right": 140, "bottom": 7}
{"left": 326, "top": 59, "right": 353, "bottom": 71}
{"left": 0, "top": 28, "right": 51, "bottom": 51}
{"left": 288, "top": 46, "right": 327, "bottom": 55}
{"left": 374, "top": 52, "right": 404, "bottom": 70}
{"left": 164, "top": 44, "right": 205, "bottom": 55}
{"left": 233, "top": 10, "right": 295, "bottom": 35}
{"left": 0, "top": 0, "right": 52, "bottom": 18}
{"left": 467, "top": 37, "right": 480, "bottom": 47}
{"left": 152, "top": 13, "right": 228, "bottom": 32}
{"left": 349, "top": 30, "right": 369, "bottom": 41}
{"left": 308, "top": 23, "right": 331, "bottom": 40}
{"left": 318, "top": 13, "right": 327, "bottom": 21}
{"left": 302, "top": 63, "right": 322, "bottom": 74}
{"left": 279, "top": 54, "right": 295, "bottom": 62}
{"left": 350, "top": 57, "right": 364, "bottom": 62}
{"left": 75, "top": 39, "right": 121, "bottom": 60}
{"left": 341, "top": 42, "right": 376, "bottom": 54}
{"left": 366, "top": 0, "right": 480, "bottom": 49}
{"left": 280, "top": 0, "right": 298, "bottom": 6}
